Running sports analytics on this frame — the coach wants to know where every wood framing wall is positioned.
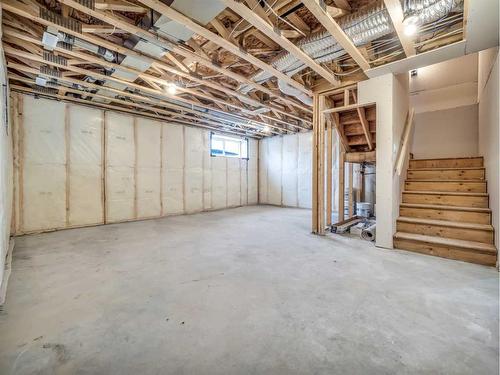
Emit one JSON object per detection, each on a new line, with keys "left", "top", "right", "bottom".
{"left": 10, "top": 93, "right": 258, "bottom": 235}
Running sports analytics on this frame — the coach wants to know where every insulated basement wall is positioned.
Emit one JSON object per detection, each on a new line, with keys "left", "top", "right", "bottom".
{"left": 0, "top": 20, "right": 13, "bottom": 295}
{"left": 259, "top": 131, "right": 340, "bottom": 212}
{"left": 11, "top": 94, "right": 257, "bottom": 234}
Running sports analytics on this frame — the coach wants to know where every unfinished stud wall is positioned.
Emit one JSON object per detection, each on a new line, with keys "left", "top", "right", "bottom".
{"left": 11, "top": 94, "right": 258, "bottom": 234}
{"left": 259, "top": 131, "right": 341, "bottom": 212}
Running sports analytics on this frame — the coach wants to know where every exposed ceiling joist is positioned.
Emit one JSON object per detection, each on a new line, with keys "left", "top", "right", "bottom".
{"left": 383, "top": 0, "right": 416, "bottom": 57}
{"left": 221, "top": 0, "right": 340, "bottom": 87}
{"left": 0, "top": 0, "right": 312, "bottom": 121}
{"left": 133, "top": 0, "right": 312, "bottom": 96}
{"left": 301, "top": 0, "right": 370, "bottom": 72}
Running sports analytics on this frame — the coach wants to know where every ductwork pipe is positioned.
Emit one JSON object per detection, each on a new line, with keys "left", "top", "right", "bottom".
{"left": 277, "top": 80, "right": 313, "bottom": 106}
{"left": 56, "top": 31, "right": 116, "bottom": 62}
{"left": 243, "top": 0, "right": 463, "bottom": 101}
{"left": 403, "top": 0, "right": 463, "bottom": 26}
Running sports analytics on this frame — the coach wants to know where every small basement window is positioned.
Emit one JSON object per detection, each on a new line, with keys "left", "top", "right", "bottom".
{"left": 210, "top": 133, "right": 248, "bottom": 159}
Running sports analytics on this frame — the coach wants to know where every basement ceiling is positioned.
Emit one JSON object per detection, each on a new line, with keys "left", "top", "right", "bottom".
{"left": 1, "top": 0, "right": 471, "bottom": 138}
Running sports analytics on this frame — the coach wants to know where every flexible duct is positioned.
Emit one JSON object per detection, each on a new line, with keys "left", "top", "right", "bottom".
{"left": 243, "top": 0, "right": 463, "bottom": 100}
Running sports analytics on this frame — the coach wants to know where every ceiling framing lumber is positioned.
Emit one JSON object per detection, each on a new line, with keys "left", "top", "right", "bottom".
{"left": 58, "top": 0, "right": 311, "bottom": 100}
{"left": 9, "top": 75, "right": 270, "bottom": 136}
{"left": 11, "top": 85, "right": 261, "bottom": 139}
{"left": 383, "top": 0, "right": 416, "bottom": 57}
{"left": 135, "top": 0, "right": 311, "bottom": 96}
{"left": 221, "top": 0, "right": 341, "bottom": 87}
{"left": 0, "top": 0, "right": 311, "bottom": 119}
{"left": 3, "top": 45, "right": 296, "bottom": 134}
{"left": 6, "top": 62, "right": 284, "bottom": 135}
{"left": 301, "top": 0, "right": 370, "bottom": 71}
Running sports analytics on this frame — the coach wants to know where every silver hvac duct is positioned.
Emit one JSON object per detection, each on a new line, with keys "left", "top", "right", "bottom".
{"left": 54, "top": 31, "right": 117, "bottom": 62}
{"left": 244, "top": 0, "right": 463, "bottom": 104}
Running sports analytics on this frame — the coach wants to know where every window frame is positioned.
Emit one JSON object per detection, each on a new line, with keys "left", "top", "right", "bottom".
{"left": 209, "top": 132, "right": 249, "bottom": 160}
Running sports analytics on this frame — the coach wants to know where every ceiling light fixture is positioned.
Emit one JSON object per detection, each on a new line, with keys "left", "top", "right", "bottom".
{"left": 402, "top": 13, "right": 419, "bottom": 37}
{"left": 165, "top": 83, "right": 177, "bottom": 95}
{"left": 263, "top": 125, "right": 270, "bottom": 133}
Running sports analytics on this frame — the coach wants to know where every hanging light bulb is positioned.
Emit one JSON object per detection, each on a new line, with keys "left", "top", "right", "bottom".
{"left": 403, "top": 13, "right": 419, "bottom": 36}
{"left": 263, "top": 125, "right": 270, "bottom": 133}
{"left": 165, "top": 83, "right": 177, "bottom": 95}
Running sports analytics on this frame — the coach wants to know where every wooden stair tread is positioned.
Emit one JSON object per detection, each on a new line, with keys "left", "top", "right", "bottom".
{"left": 397, "top": 216, "right": 494, "bottom": 231}
{"left": 408, "top": 167, "right": 485, "bottom": 171}
{"left": 405, "top": 179, "right": 485, "bottom": 182}
{"left": 410, "top": 156, "right": 483, "bottom": 161}
{"left": 402, "top": 190, "right": 488, "bottom": 197}
{"left": 400, "top": 203, "right": 491, "bottom": 213}
{"left": 394, "top": 232, "right": 497, "bottom": 253}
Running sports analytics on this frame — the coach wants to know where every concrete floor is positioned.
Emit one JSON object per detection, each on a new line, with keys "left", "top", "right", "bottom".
{"left": 0, "top": 206, "right": 498, "bottom": 375}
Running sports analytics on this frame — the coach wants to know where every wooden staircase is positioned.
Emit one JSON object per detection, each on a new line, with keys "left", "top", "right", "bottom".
{"left": 394, "top": 157, "right": 497, "bottom": 266}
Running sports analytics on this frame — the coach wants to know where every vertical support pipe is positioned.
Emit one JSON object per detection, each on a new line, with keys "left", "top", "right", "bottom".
{"left": 348, "top": 162, "right": 354, "bottom": 217}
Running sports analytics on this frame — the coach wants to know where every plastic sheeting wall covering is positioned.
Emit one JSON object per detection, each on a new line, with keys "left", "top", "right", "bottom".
{"left": 0, "top": 36, "right": 13, "bottom": 291}
{"left": 11, "top": 94, "right": 258, "bottom": 234}
{"left": 259, "top": 132, "right": 340, "bottom": 211}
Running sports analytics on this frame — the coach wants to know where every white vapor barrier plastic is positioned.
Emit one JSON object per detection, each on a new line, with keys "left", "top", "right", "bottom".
{"left": 211, "top": 156, "right": 227, "bottom": 210}
{"left": 227, "top": 158, "right": 241, "bottom": 207}
{"left": 162, "top": 124, "right": 184, "bottom": 215}
{"left": 297, "top": 132, "right": 312, "bottom": 209}
{"left": 105, "top": 112, "right": 135, "bottom": 223}
{"left": 68, "top": 106, "right": 103, "bottom": 226}
{"left": 184, "top": 127, "right": 204, "bottom": 213}
{"left": 12, "top": 94, "right": 257, "bottom": 234}
{"left": 248, "top": 139, "right": 258, "bottom": 204}
{"left": 267, "top": 136, "right": 283, "bottom": 206}
{"left": 240, "top": 159, "right": 248, "bottom": 206}
{"left": 22, "top": 96, "right": 66, "bottom": 231}
{"left": 282, "top": 134, "right": 299, "bottom": 207}
{"left": 202, "top": 131, "right": 212, "bottom": 210}
{"left": 136, "top": 118, "right": 161, "bottom": 218}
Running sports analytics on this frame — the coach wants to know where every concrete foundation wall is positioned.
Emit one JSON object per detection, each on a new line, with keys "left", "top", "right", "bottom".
{"left": 478, "top": 48, "right": 499, "bottom": 249}
{"left": 11, "top": 94, "right": 257, "bottom": 234}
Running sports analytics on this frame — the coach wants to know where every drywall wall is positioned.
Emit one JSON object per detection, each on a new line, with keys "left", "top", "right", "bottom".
{"left": 358, "top": 73, "right": 409, "bottom": 249}
{"left": 411, "top": 105, "right": 479, "bottom": 159}
{"left": 478, "top": 48, "right": 499, "bottom": 250}
{"left": 11, "top": 94, "right": 258, "bottom": 234}
{"left": 0, "top": 12, "right": 13, "bottom": 297}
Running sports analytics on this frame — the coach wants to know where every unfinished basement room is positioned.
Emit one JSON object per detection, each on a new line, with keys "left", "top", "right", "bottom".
{"left": 0, "top": 0, "right": 499, "bottom": 373}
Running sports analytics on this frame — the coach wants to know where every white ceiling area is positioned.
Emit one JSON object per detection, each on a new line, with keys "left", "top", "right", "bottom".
{"left": 409, "top": 53, "right": 479, "bottom": 113}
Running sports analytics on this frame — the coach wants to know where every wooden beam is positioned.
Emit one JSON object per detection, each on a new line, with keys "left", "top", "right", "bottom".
{"left": 135, "top": 0, "right": 312, "bottom": 96}
{"left": 338, "top": 150, "right": 345, "bottom": 222}
{"left": 345, "top": 151, "right": 376, "bottom": 163}
{"left": 331, "top": 113, "right": 350, "bottom": 152}
{"left": 95, "top": 0, "right": 146, "bottom": 12}
{"left": 0, "top": 0, "right": 309, "bottom": 114}
{"left": 221, "top": 0, "right": 340, "bottom": 87}
{"left": 3, "top": 25, "right": 309, "bottom": 130}
{"left": 10, "top": 84, "right": 260, "bottom": 138}
{"left": 4, "top": 45, "right": 287, "bottom": 132}
{"left": 383, "top": 0, "right": 416, "bottom": 57}
{"left": 357, "top": 107, "right": 373, "bottom": 150}
{"left": 302, "top": 0, "right": 370, "bottom": 71}
{"left": 312, "top": 94, "right": 326, "bottom": 234}
{"left": 326, "top": 118, "right": 333, "bottom": 227}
